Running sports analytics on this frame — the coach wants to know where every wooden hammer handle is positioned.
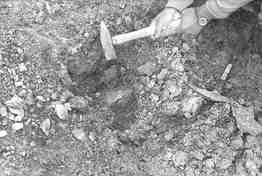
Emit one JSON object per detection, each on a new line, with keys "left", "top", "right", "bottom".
{"left": 112, "top": 26, "right": 154, "bottom": 45}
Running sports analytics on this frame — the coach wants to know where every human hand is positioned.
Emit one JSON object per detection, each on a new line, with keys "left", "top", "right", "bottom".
{"left": 150, "top": 7, "right": 182, "bottom": 39}
{"left": 151, "top": 7, "right": 209, "bottom": 38}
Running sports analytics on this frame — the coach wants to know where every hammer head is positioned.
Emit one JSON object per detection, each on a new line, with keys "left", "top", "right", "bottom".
{"left": 100, "top": 21, "right": 117, "bottom": 60}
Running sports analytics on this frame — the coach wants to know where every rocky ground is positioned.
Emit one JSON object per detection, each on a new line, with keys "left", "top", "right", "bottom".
{"left": 0, "top": 0, "right": 262, "bottom": 176}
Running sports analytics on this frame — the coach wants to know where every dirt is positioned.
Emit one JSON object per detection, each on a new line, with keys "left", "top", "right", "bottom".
{"left": 0, "top": 0, "right": 262, "bottom": 176}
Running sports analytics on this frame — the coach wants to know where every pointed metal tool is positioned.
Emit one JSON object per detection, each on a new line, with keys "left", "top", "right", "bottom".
{"left": 100, "top": 21, "right": 117, "bottom": 60}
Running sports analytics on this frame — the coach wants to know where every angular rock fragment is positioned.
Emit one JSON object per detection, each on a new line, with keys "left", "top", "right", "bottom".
{"left": 53, "top": 103, "right": 70, "bottom": 120}
{"left": 232, "top": 104, "right": 262, "bottom": 136}
{"left": 40, "top": 119, "right": 51, "bottom": 136}
{"left": 137, "top": 62, "right": 157, "bottom": 76}
{"left": 72, "top": 128, "right": 87, "bottom": 142}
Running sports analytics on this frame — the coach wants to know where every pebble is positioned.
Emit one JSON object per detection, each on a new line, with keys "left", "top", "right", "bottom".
{"left": 164, "top": 129, "right": 174, "bottom": 141}
{"left": 205, "top": 158, "right": 215, "bottom": 168}
{"left": 182, "top": 96, "right": 204, "bottom": 118}
{"left": 170, "top": 58, "right": 184, "bottom": 72}
{"left": 36, "top": 95, "right": 45, "bottom": 102}
{"left": 165, "top": 80, "right": 183, "bottom": 97}
{"left": 0, "top": 105, "right": 8, "bottom": 117}
{"left": 150, "top": 93, "right": 159, "bottom": 103}
{"left": 5, "top": 95, "right": 24, "bottom": 108}
{"left": 8, "top": 113, "right": 24, "bottom": 122}
{"left": 182, "top": 42, "right": 190, "bottom": 51}
{"left": 137, "top": 62, "right": 157, "bottom": 76}
{"left": 172, "top": 151, "right": 188, "bottom": 166}
{"left": 230, "top": 135, "right": 244, "bottom": 149}
{"left": 161, "top": 101, "right": 180, "bottom": 115}
{"left": 53, "top": 103, "right": 69, "bottom": 120}
{"left": 69, "top": 96, "right": 89, "bottom": 109}
{"left": 72, "top": 128, "right": 87, "bottom": 142}
{"left": 104, "top": 88, "right": 132, "bottom": 106}
{"left": 12, "top": 123, "right": 24, "bottom": 131}
{"left": 18, "top": 63, "right": 27, "bottom": 72}
{"left": 40, "top": 118, "right": 51, "bottom": 136}
{"left": 0, "top": 130, "right": 7, "bottom": 138}
{"left": 157, "top": 68, "right": 168, "bottom": 80}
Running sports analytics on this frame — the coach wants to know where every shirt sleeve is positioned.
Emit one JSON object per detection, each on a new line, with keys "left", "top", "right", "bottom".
{"left": 206, "top": 0, "right": 254, "bottom": 19}
{"left": 166, "top": 0, "right": 194, "bottom": 11}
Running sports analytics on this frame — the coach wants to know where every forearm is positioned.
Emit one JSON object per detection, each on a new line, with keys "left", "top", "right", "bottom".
{"left": 205, "top": 0, "right": 254, "bottom": 19}
{"left": 166, "top": 0, "right": 194, "bottom": 11}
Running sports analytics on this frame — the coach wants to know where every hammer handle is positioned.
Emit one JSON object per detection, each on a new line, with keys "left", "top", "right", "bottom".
{"left": 112, "top": 26, "right": 154, "bottom": 45}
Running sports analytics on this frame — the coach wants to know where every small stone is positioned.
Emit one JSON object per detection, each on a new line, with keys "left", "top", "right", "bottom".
{"left": 35, "top": 11, "right": 46, "bottom": 24}
{"left": 231, "top": 135, "right": 244, "bottom": 149}
{"left": 69, "top": 96, "right": 89, "bottom": 109}
{"left": 245, "top": 160, "right": 257, "bottom": 174}
{"left": 182, "top": 96, "right": 204, "bottom": 118}
{"left": 150, "top": 93, "right": 159, "bottom": 102}
{"left": 165, "top": 80, "right": 183, "bottom": 97}
{"left": 182, "top": 42, "right": 190, "bottom": 51}
{"left": 12, "top": 123, "right": 23, "bottom": 131}
{"left": 217, "top": 158, "right": 232, "bottom": 169}
{"left": 170, "top": 58, "right": 184, "bottom": 72}
{"left": 15, "top": 81, "right": 24, "bottom": 87}
{"left": 40, "top": 119, "right": 51, "bottom": 136}
{"left": 137, "top": 62, "right": 157, "bottom": 76}
{"left": 60, "top": 90, "right": 74, "bottom": 102}
{"left": 0, "top": 130, "right": 7, "bottom": 138}
{"left": 157, "top": 68, "right": 168, "bottom": 80}
{"left": 25, "top": 91, "right": 35, "bottom": 105}
{"left": 161, "top": 101, "right": 180, "bottom": 115}
{"left": 190, "top": 150, "right": 204, "bottom": 160}
{"left": 8, "top": 107, "right": 24, "bottom": 117}
{"left": 36, "top": 95, "right": 45, "bottom": 102}
{"left": 205, "top": 158, "right": 215, "bottom": 168}
{"left": 5, "top": 95, "right": 24, "bottom": 108}
{"left": 18, "top": 63, "right": 27, "bottom": 72}
{"left": 104, "top": 88, "right": 132, "bottom": 106}
{"left": 0, "top": 105, "right": 8, "bottom": 117}
{"left": 53, "top": 103, "right": 69, "bottom": 120}
{"left": 89, "top": 131, "right": 96, "bottom": 142}
{"left": 164, "top": 129, "right": 174, "bottom": 141}
{"left": 72, "top": 128, "right": 87, "bottom": 142}
{"left": 172, "top": 151, "right": 188, "bottom": 166}
{"left": 232, "top": 104, "right": 262, "bottom": 136}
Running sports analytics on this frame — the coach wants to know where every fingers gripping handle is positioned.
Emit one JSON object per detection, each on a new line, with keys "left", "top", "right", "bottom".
{"left": 112, "top": 26, "right": 155, "bottom": 45}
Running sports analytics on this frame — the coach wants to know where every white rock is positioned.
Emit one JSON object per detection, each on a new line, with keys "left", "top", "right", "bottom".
{"left": 0, "top": 105, "right": 8, "bottom": 117}
{"left": 12, "top": 123, "right": 23, "bottom": 131}
{"left": 182, "top": 42, "right": 190, "bottom": 51}
{"left": 8, "top": 107, "right": 24, "bottom": 118}
{"left": 172, "top": 151, "right": 188, "bottom": 166}
{"left": 40, "top": 119, "right": 51, "bottom": 136}
{"left": 5, "top": 95, "right": 25, "bottom": 120}
{"left": 0, "top": 130, "right": 7, "bottom": 138}
{"left": 205, "top": 158, "right": 215, "bottom": 168}
{"left": 69, "top": 96, "right": 89, "bottom": 109}
{"left": 182, "top": 96, "right": 204, "bottom": 118}
{"left": 232, "top": 104, "right": 262, "bottom": 136}
{"left": 161, "top": 101, "right": 180, "bottom": 115}
{"left": 72, "top": 128, "right": 86, "bottom": 141}
{"left": 165, "top": 80, "right": 182, "bottom": 97}
{"left": 18, "top": 63, "right": 27, "bottom": 72}
{"left": 157, "top": 68, "right": 168, "bottom": 80}
{"left": 164, "top": 129, "right": 174, "bottom": 141}
{"left": 171, "top": 58, "right": 184, "bottom": 72}
{"left": 5, "top": 95, "right": 24, "bottom": 108}
{"left": 137, "top": 62, "right": 157, "bottom": 76}
{"left": 53, "top": 103, "right": 69, "bottom": 120}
